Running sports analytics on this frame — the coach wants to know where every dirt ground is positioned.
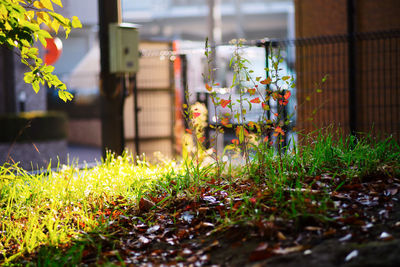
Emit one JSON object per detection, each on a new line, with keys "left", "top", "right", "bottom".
{"left": 95, "top": 178, "right": 400, "bottom": 266}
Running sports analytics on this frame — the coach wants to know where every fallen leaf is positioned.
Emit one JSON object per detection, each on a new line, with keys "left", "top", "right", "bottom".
{"left": 345, "top": 250, "right": 358, "bottom": 262}
{"left": 277, "top": 231, "right": 287, "bottom": 241}
{"left": 305, "top": 226, "right": 322, "bottom": 231}
{"left": 195, "top": 222, "right": 215, "bottom": 230}
{"left": 139, "top": 198, "right": 155, "bottom": 212}
{"left": 339, "top": 233, "right": 352, "bottom": 242}
{"left": 181, "top": 211, "right": 194, "bottom": 223}
{"left": 386, "top": 188, "right": 398, "bottom": 196}
{"left": 198, "top": 207, "right": 209, "bottom": 213}
{"left": 203, "top": 196, "right": 218, "bottom": 204}
{"left": 304, "top": 249, "right": 312, "bottom": 255}
{"left": 138, "top": 235, "right": 151, "bottom": 245}
{"left": 146, "top": 225, "right": 160, "bottom": 234}
{"left": 249, "top": 243, "right": 274, "bottom": 262}
{"left": 379, "top": 232, "right": 394, "bottom": 241}
{"left": 273, "top": 245, "right": 306, "bottom": 255}
{"left": 102, "top": 250, "right": 119, "bottom": 257}
{"left": 323, "top": 228, "right": 337, "bottom": 237}
{"left": 182, "top": 248, "right": 193, "bottom": 255}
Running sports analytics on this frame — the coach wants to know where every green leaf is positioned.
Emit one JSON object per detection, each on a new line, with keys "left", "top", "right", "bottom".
{"left": 51, "top": 0, "right": 63, "bottom": 7}
{"left": 32, "top": 81, "right": 40, "bottom": 93}
{"left": 41, "top": 0, "right": 54, "bottom": 11}
{"left": 224, "top": 144, "right": 236, "bottom": 150}
{"left": 0, "top": 0, "right": 77, "bottom": 102}
{"left": 238, "top": 128, "right": 244, "bottom": 143}
{"left": 24, "top": 72, "right": 34, "bottom": 83}
{"left": 38, "top": 34, "right": 47, "bottom": 47}
{"left": 42, "top": 65, "right": 55, "bottom": 73}
{"left": 71, "top": 16, "right": 82, "bottom": 28}
{"left": 57, "top": 90, "right": 73, "bottom": 102}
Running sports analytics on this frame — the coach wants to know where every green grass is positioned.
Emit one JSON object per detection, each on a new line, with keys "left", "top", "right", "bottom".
{"left": 0, "top": 152, "right": 180, "bottom": 263}
{"left": 0, "top": 131, "right": 399, "bottom": 264}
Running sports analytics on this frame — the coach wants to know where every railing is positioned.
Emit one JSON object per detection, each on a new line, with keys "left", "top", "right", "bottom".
{"left": 257, "top": 30, "right": 400, "bottom": 142}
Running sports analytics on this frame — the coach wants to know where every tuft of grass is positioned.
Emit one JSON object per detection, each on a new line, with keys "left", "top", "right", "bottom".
{"left": 1, "top": 129, "right": 399, "bottom": 265}
{"left": 0, "top": 152, "right": 180, "bottom": 264}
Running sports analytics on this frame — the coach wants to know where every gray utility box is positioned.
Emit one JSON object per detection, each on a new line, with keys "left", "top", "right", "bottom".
{"left": 109, "top": 23, "right": 139, "bottom": 73}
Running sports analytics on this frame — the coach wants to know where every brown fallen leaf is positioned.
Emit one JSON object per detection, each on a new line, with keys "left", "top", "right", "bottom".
{"left": 386, "top": 188, "right": 398, "bottom": 196}
{"left": 273, "top": 245, "right": 307, "bottom": 255}
{"left": 139, "top": 198, "right": 155, "bottom": 212}
{"left": 198, "top": 207, "right": 209, "bottom": 213}
{"left": 277, "top": 231, "right": 287, "bottom": 240}
{"left": 182, "top": 248, "right": 193, "bottom": 256}
{"left": 138, "top": 235, "right": 151, "bottom": 244}
{"left": 249, "top": 243, "right": 274, "bottom": 262}
{"left": 195, "top": 221, "right": 215, "bottom": 230}
{"left": 379, "top": 232, "right": 394, "bottom": 241}
{"left": 102, "top": 250, "right": 119, "bottom": 257}
{"left": 305, "top": 226, "right": 322, "bottom": 231}
{"left": 323, "top": 228, "right": 337, "bottom": 237}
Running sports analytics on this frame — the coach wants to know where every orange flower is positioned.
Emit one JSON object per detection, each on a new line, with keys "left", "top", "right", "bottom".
{"left": 232, "top": 139, "right": 239, "bottom": 145}
{"left": 250, "top": 97, "right": 261, "bottom": 104}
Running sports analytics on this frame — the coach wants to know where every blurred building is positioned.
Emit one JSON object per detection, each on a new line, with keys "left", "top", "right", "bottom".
{"left": 47, "top": 0, "right": 294, "bottom": 150}
{"left": 122, "top": 0, "right": 294, "bottom": 42}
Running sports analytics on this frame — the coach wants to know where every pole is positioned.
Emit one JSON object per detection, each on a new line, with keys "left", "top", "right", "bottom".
{"left": 207, "top": 0, "right": 222, "bottom": 78}
{"left": 0, "top": 47, "right": 16, "bottom": 114}
{"left": 98, "top": 0, "right": 125, "bottom": 157}
{"left": 132, "top": 74, "right": 140, "bottom": 156}
{"left": 347, "top": 0, "right": 357, "bottom": 136}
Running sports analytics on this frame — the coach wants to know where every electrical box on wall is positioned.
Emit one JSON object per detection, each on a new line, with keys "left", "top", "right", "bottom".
{"left": 109, "top": 23, "right": 139, "bottom": 73}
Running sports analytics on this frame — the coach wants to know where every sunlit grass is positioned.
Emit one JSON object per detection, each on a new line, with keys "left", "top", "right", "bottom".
{"left": 1, "top": 130, "right": 399, "bottom": 264}
{"left": 0, "top": 152, "right": 181, "bottom": 263}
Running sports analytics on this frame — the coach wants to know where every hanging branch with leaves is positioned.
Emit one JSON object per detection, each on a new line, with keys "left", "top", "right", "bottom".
{"left": 0, "top": 0, "right": 81, "bottom": 102}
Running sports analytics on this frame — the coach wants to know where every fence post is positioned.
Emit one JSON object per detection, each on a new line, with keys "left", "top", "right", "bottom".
{"left": 257, "top": 40, "right": 272, "bottom": 144}
{"left": 98, "top": 0, "right": 125, "bottom": 157}
{"left": 347, "top": 0, "right": 357, "bottom": 136}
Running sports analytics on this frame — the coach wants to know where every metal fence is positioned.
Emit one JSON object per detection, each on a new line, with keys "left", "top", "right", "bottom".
{"left": 256, "top": 30, "right": 400, "bottom": 142}
{"left": 48, "top": 30, "right": 400, "bottom": 156}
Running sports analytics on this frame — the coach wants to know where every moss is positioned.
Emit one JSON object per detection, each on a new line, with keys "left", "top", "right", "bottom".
{"left": 0, "top": 111, "right": 67, "bottom": 142}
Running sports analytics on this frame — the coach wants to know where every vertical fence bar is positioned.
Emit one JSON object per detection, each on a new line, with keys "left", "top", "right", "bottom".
{"left": 132, "top": 73, "right": 140, "bottom": 156}
{"left": 347, "top": 0, "right": 357, "bottom": 136}
{"left": 257, "top": 40, "right": 273, "bottom": 143}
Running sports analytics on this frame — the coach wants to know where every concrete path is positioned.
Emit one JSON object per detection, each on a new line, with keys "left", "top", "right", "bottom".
{"left": 67, "top": 145, "right": 102, "bottom": 165}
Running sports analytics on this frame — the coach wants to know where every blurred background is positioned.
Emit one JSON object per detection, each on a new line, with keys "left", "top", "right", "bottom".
{"left": 1, "top": 0, "right": 399, "bottom": 169}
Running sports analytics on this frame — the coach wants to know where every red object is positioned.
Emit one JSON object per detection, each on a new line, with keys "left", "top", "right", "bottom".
{"left": 44, "top": 37, "right": 62, "bottom": 65}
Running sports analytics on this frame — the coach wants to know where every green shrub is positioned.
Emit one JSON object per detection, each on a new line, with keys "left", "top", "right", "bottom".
{"left": 0, "top": 111, "right": 67, "bottom": 142}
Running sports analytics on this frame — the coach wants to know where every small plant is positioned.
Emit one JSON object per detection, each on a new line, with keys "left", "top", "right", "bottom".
{"left": 196, "top": 39, "right": 297, "bottom": 176}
